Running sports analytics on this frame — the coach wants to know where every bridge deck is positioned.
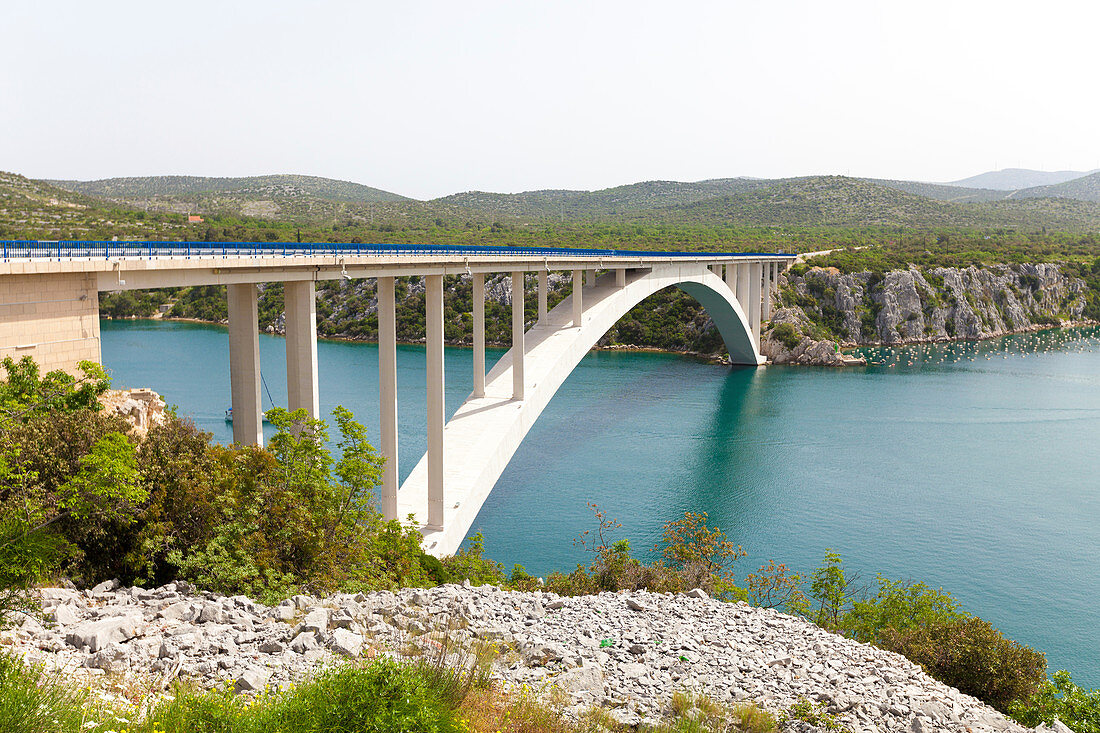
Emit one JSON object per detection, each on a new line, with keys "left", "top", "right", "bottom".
{"left": 0, "top": 240, "right": 793, "bottom": 292}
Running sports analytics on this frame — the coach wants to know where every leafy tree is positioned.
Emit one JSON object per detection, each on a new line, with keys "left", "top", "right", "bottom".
{"left": 0, "top": 359, "right": 141, "bottom": 624}
{"left": 442, "top": 532, "right": 505, "bottom": 586}
{"left": 1011, "top": 671, "right": 1100, "bottom": 732}
{"left": 844, "top": 575, "right": 963, "bottom": 643}
{"left": 655, "top": 510, "right": 746, "bottom": 581}
{"left": 169, "top": 406, "right": 426, "bottom": 603}
{"left": 746, "top": 560, "right": 809, "bottom": 615}
{"left": 807, "top": 549, "right": 863, "bottom": 629}
{"left": 58, "top": 432, "right": 143, "bottom": 521}
{"left": 131, "top": 417, "right": 219, "bottom": 585}
{"left": 0, "top": 357, "right": 109, "bottom": 425}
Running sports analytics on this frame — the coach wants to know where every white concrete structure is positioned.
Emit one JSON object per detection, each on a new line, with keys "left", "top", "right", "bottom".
{"left": 400, "top": 262, "right": 768, "bottom": 555}
{"left": 1, "top": 242, "right": 793, "bottom": 557}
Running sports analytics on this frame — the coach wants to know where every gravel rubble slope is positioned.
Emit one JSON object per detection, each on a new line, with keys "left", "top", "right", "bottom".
{"left": 1, "top": 581, "right": 1039, "bottom": 733}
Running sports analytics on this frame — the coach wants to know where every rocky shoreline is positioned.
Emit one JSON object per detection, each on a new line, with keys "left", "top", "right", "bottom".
{"left": 2, "top": 582, "right": 1039, "bottom": 732}
{"left": 761, "top": 263, "right": 1094, "bottom": 366}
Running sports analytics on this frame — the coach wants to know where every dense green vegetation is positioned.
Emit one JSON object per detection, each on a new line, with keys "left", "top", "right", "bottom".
{"left": 99, "top": 288, "right": 181, "bottom": 319}
{"left": 0, "top": 356, "right": 435, "bottom": 604}
{"left": 805, "top": 232, "right": 1100, "bottom": 273}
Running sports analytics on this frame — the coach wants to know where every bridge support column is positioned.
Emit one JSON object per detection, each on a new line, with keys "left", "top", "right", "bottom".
{"left": 615, "top": 268, "right": 626, "bottom": 287}
{"left": 572, "top": 269, "right": 583, "bottom": 327}
{"left": 537, "top": 270, "right": 548, "bottom": 323}
{"left": 586, "top": 269, "right": 596, "bottom": 287}
{"left": 425, "top": 274, "right": 444, "bottom": 530}
{"left": 284, "top": 280, "right": 319, "bottom": 419}
{"left": 736, "top": 263, "right": 751, "bottom": 315}
{"left": 749, "top": 263, "right": 762, "bottom": 347}
{"left": 377, "top": 276, "right": 399, "bottom": 520}
{"left": 762, "top": 264, "right": 772, "bottom": 322}
{"left": 725, "top": 263, "right": 737, "bottom": 299}
{"left": 227, "top": 283, "right": 263, "bottom": 447}
{"left": 512, "top": 271, "right": 525, "bottom": 400}
{"left": 473, "top": 273, "right": 485, "bottom": 398}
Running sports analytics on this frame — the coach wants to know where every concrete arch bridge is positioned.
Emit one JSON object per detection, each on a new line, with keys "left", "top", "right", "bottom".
{"left": 0, "top": 241, "right": 794, "bottom": 556}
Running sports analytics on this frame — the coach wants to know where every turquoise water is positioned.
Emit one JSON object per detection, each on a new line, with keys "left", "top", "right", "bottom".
{"left": 101, "top": 319, "right": 1100, "bottom": 685}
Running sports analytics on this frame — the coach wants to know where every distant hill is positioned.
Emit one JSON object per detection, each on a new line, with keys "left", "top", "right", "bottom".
{"left": 946, "top": 168, "right": 1099, "bottom": 191}
{"left": 13, "top": 169, "right": 1100, "bottom": 236}
{"left": 432, "top": 178, "right": 773, "bottom": 221}
{"left": 620, "top": 175, "right": 1100, "bottom": 230}
{"left": 45, "top": 174, "right": 412, "bottom": 223}
{"left": 1011, "top": 171, "right": 1100, "bottom": 203}
{"left": 864, "top": 178, "right": 1006, "bottom": 203}
{"left": 50, "top": 175, "right": 411, "bottom": 204}
{"left": 636, "top": 176, "right": 966, "bottom": 227}
{"left": 0, "top": 171, "right": 194, "bottom": 240}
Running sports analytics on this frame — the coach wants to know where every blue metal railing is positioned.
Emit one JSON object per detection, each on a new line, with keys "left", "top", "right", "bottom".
{"left": 0, "top": 240, "right": 791, "bottom": 260}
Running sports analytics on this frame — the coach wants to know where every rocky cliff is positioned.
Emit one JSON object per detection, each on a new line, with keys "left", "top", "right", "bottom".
{"left": 761, "top": 263, "right": 1090, "bottom": 365}
{"left": 98, "top": 388, "right": 168, "bottom": 435}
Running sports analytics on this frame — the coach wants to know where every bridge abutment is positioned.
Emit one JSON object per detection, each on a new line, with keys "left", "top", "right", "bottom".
{"left": 0, "top": 272, "right": 100, "bottom": 375}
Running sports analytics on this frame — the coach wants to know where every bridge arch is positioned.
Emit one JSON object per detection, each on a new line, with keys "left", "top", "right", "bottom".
{"left": 399, "top": 262, "right": 763, "bottom": 556}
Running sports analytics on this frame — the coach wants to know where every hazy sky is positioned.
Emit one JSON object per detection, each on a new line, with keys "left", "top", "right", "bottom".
{"left": 3, "top": 1, "right": 1099, "bottom": 199}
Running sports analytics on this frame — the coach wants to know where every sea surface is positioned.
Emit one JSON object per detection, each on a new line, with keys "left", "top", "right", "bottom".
{"left": 101, "top": 319, "right": 1100, "bottom": 685}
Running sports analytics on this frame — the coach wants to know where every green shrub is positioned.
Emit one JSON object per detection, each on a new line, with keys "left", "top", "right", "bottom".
{"left": 770, "top": 322, "right": 802, "bottom": 349}
{"left": 167, "top": 406, "right": 433, "bottom": 604}
{"left": 507, "top": 563, "right": 540, "bottom": 591}
{"left": 806, "top": 550, "right": 860, "bottom": 630}
{"left": 823, "top": 574, "right": 1045, "bottom": 712}
{"left": 419, "top": 553, "right": 453, "bottom": 585}
{"left": 877, "top": 617, "right": 1046, "bottom": 712}
{"left": 442, "top": 532, "right": 506, "bottom": 586}
{"left": 780, "top": 698, "right": 848, "bottom": 732}
{"left": 0, "top": 357, "right": 110, "bottom": 422}
{"left": 131, "top": 417, "right": 221, "bottom": 586}
{"left": 843, "top": 575, "right": 964, "bottom": 642}
{"left": 244, "top": 660, "right": 463, "bottom": 733}
{"left": 1010, "top": 670, "right": 1100, "bottom": 732}
{"left": 142, "top": 660, "right": 464, "bottom": 733}
{"left": 542, "top": 506, "right": 747, "bottom": 599}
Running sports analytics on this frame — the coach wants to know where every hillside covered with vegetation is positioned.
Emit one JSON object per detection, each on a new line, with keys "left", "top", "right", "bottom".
{"left": 31, "top": 168, "right": 1100, "bottom": 232}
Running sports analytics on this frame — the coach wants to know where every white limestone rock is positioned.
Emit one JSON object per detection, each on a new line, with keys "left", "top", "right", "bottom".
{"left": 65, "top": 614, "right": 142, "bottom": 652}
{"left": 328, "top": 628, "right": 363, "bottom": 658}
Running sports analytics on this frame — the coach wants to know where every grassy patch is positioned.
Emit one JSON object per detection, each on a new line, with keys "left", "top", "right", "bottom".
{"left": 0, "top": 653, "right": 110, "bottom": 733}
